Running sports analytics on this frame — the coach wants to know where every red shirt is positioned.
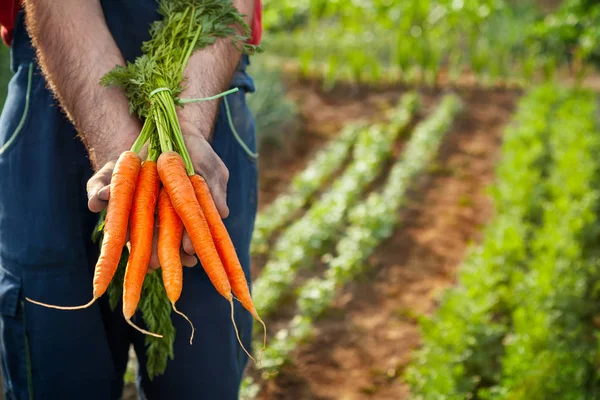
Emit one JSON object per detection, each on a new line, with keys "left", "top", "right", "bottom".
{"left": 0, "top": 0, "right": 18, "bottom": 46}
{"left": 0, "top": 0, "right": 262, "bottom": 46}
{"left": 250, "top": 0, "right": 262, "bottom": 46}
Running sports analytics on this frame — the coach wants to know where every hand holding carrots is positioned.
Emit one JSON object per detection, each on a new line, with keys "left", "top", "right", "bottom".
{"left": 27, "top": 0, "right": 265, "bottom": 377}
{"left": 29, "top": 117, "right": 265, "bottom": 363}
{"left": 86, "top": 160, "right": 198, "bottom": 272}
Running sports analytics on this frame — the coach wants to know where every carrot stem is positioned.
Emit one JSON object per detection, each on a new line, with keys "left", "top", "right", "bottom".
{"left": 162, "top": 93, "right": 194, "bottom": 175}
{"left": 155, "top": 103, "right": 173, "bottom": 153}
{"left": 131, "top": 119, "right": 155, "bottom": 154}
{"left": 180, "top": 22, "right": 203, "bottom": 76}
{"left": 178, "top": 88, "right": 239, "bottom": 105}
{"left": 147, "top": 138, "right": 160, "bottom": 162}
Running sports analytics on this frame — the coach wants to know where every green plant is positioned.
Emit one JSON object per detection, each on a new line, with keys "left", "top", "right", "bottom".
{"left": 484, "top": 89, "right": 600, "bottom": 399}
{"left": 406, "top": 84, "right": 600, "bottom": 399}
{"left": 0, "top": 45, "right": 11, "bottom": 110}
{"left": 262, "top": 95, "right": 461, "bottom": 372}
{"left": 246, "top": 56, "right": 297, "bottom": 147}
{"left": 242, "top": 94, "right": 461, "bottom": 398}
{"left": 529, "top": 0, "right": 600, "bottom": 75}
{"left": 251, "top": 121, "right": 360, "bottom": 255}
{"left": 260, "top": 0, "right": 542, "bottom": 87}
{"left": 252, "top": 93, "right": 419, "bottom": 317}
{"left": 406, "top": 84, "right": 561, "bottom": 398}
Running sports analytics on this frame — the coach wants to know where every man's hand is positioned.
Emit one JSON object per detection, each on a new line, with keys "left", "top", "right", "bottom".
{"left": 87, "top": 161, "right": 114, "bottom": 213}
{"left": 88, "top": 161, "right": 198, "bottom": 271}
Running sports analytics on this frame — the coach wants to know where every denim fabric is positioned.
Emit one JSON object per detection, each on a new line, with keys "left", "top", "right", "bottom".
{"left": 0, "top": 7, "right": 257, "bottom": 400}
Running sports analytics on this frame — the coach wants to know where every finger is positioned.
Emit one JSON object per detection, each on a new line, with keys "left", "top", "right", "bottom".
{"left": 182, "top": 231, "right": 195, "bottom": 256}
{"left": 147, "top": 263, "right": 160, "bottom": 273}
{"left": 87, "top": 162, "right": 115, "bottom": 213}
{"left": 87, "top": 161, "right": 115, "bottom": 196}
{"left": 98, "top": 185, "right": 110, "bottom": 201}
{"left": 185, "top": 137, "right": 230, "bottom": 218}
{"left": 148, "top": 243, "right": 160, "bottom": 270}
{"left": 139, "top": 142, "right": 149, "bottom": 161}
{"left": 88, "top": 196, "right": 109, "bottom": 214}
{"left": 206, "top": 163, "right": 230, "bottom": 219}
{"left": 181, "top": 252, "right": 198, "bottom": 268}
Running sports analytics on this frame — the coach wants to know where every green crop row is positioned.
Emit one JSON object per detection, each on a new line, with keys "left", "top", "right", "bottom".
{"left": 252, "top": 93, "right": 419, "bottom": 317}
{"left": 260, "top": 0, "right": 542, "bottom": 87}
{"left": 483, "top": 89, "right": 600, "bottom": 399}
{"left": 406, "top": 84, "right": 562, "bottom": 398}
{"left": 251, "top": 123, "right": 361, "bottom": 255}
{"left": 241, "top": 94, "right": 461, "bottom": 399}
{"left": 406, "top": 85, "right": 600, "bottom": 399}
{"left": 263, "top": 95, "right": 461, "bottom": 370}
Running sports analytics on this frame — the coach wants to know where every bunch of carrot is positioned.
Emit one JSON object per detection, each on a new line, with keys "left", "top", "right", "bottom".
{"left": 26, "top": 0, "right": 265, "bottom": 377}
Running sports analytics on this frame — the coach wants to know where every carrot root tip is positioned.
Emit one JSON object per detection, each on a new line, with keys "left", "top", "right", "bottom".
{"left": 229, "top": 299, "right": 256, "bottom": 364}
{"left": 172, "top": 303, "right": 195, "bottom": 345}
{"left": 256, "top": 315, "right": 268, "bottom": 368}
{"left": 25, "top": 296, "right": 98, "bottom": 310}
{"left": 126, "top": 318, "right": 163, "bottom": 338}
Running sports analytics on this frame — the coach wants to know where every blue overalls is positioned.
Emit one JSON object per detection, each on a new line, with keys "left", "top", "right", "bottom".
{"left": 0, "top": 2, "right": 257, "bottom": 399}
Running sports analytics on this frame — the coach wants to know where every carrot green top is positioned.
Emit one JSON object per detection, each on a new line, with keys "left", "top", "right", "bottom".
{"left": 100, "top": 0, "right": 260, "bottom": 119}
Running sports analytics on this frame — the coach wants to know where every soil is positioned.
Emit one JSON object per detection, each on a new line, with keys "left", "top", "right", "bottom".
{"left": 253, "top": 82, "right": 518, "bottom": 400}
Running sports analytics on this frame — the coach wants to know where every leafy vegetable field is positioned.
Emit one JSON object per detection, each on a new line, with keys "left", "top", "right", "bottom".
{"left": 407, "top": 84, "right": 600, "bottom": 400}
{"left": 237, "top": 1, "right": 600, "bottom": 397}
{"left": 241, "top": 71, "right": 600, "bottom": 399}
{"left": 241, "top": 78, "right": 519, "bottom": 399}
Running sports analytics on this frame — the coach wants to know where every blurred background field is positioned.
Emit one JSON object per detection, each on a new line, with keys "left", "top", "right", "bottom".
{"left": 0, "top": 46, "right": 8, "bottom": 109}
{"left": 3, "top": 1, "right": 600, "bottom": 399}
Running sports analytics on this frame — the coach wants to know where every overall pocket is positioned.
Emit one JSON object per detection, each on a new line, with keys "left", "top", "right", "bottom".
{"left": 0, "top": 266, "right": 32, "bottom": 400}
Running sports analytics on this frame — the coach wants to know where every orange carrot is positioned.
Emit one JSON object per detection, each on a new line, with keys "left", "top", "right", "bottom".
{"left": 27, "top": 151, "right": 141, "bottom": 310}
{"left": 158, "top": 188, "right": 184, "bottom": 304}
{"left": 156, "top": 151, "right": 232, "bottom": 301}
{"left": 158, "top": 187, "right": 195, "bottom": 343}
{"left": 157, "top": 152, "right": 255, "bottom": 361}
{"left": 122, "top": 160, "right": 162, "bottom": 338}
{"left": 190, "top": 174, "right": 267, "bottom": 350}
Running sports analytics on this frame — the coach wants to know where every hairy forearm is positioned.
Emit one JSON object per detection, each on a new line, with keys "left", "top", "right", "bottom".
{"left": 178, "top": 0, "right": 255, "bottom": 140}
{"left": 23, "top": 0, "right": 139, "bottom": 169}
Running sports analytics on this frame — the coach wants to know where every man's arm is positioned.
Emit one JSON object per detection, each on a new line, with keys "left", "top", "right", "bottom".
{"left": 177, "top": 0, "right": 255, "bottom": 219}
{"left": 22, "top": 0, "right": 140, "bottom": 173}
{"left": 178, "top": 0, "right": 254, "bottom": 140}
